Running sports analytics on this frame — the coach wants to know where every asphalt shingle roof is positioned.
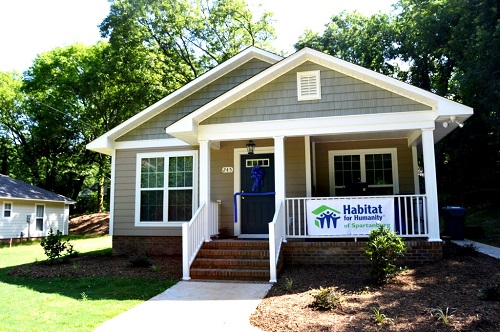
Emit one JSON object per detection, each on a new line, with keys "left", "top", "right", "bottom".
{"left": 0, "top": 174, "right": 75, "bottom": 203}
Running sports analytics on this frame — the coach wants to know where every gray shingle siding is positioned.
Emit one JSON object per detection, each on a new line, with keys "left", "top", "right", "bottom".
{"left": 117, "top": 59, "right": 273, "bottom": 142}
{"left": 201, "top": 62, "right": 431, "bottom": 125}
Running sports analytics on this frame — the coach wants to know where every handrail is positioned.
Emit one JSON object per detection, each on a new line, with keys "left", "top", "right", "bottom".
{"left": 269, "top": 201, "right": 284, "bottom": 283}
{"left": 182, "top": 202, "right": 207, "bottom": 281}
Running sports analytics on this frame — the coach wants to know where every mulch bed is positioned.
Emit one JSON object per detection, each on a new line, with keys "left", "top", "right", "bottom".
{"left": 250, "top": 243, "right": 500, "bottom": 331}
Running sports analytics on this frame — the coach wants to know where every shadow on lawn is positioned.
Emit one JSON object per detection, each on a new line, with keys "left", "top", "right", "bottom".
{"left": 0, "top": 248, "right": 179, "bottom": 301}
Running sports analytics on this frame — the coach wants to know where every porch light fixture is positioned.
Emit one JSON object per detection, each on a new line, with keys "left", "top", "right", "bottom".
{"left": 246, "top": 140, "right": 256, "bottom": 154}
{"left": 442, "top": 116, "right": 464, "bottom": 128}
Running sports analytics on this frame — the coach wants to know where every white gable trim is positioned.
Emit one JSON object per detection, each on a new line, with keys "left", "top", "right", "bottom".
{"left": 198, "top": 111, "right": 437, "bottom": 142}
{"left": 87, "top": 47, "right": 283, "bottom": 155}
{"left": 166, "top": 48, "right": 472, "bottom": 141}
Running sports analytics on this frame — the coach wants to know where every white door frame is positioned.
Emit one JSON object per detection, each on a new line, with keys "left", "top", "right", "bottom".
{"left": 233, "top": 146, "right": 274, "bottom": 236}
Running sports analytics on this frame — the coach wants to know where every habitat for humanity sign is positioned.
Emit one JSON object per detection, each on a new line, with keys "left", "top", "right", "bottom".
{"left": 306, "top": 198, "right": 394, "bottom": 236}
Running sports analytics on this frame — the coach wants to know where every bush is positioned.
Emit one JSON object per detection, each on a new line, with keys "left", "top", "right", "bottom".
{"left": 478, "top": 279, "right": 500, "bottom": 301}
{"left": 365, "top": 225, "right": 406, "bottom": 284}
{"left": 40, "top": 228, "right": 76, "bottom": 262}
{"left": 128, "top": 254, "right": 154, "bottom": 268}
{"left": 310, "top": 287, "right": 343, "bottom": 311}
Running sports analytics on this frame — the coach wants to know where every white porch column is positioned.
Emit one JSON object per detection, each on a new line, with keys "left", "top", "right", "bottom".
{"left": 304, "top": 136, "right": 312, "bottom": 197}
{"left": 199, "top": 140, "right": 211, "bottom": 242}
{"left": 274, "top": 136, "right": 286, "bottom": 205}
{"left": 421, "top": 129, "right": 441, "bottom": 242}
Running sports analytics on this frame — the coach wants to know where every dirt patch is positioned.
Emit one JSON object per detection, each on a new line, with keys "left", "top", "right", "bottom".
{"left": 69, "top": 212, "right": 109, "bottom": 235}
{"left": 251, "top": 243, "right": 500, "bottom": 331}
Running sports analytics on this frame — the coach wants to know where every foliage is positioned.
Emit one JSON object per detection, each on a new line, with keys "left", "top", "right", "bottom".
{"left": 371, "top": 306, "right": 394, "bottom": 325}
{"left": 283, "top": 277, "right": 294, "bottom": 292}
{"left": 430, "top": 307, "right": 456, "bottom": 325}
{"left": 40, "top": 228, "right": 76, "bottom": 262}
{"left": 365, "top": 225, "right": 406, "bottom": 284}
{"left": 310, "top": 287, "right": 343, "bottom": 311}
{"left": 478, "top": 279, "right": 500, "bottom": 301}
{"left": 128, "top": 254, "right": 154, "bottom": 268}
{"left": 100, "top": 0, "right": 276, "bottom": 89}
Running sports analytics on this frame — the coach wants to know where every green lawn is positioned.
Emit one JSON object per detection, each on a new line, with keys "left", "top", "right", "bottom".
{"left": 0, "top": 236, "right": 177, "bottom": 332}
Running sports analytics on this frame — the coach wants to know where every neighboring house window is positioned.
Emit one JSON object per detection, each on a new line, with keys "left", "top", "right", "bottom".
{"left": 35, "top": 205, "right": 44, "bottom": 231}
{"left": 297, "top": 70, "right": 321, "bottom": 101}
{"left": 136, "top": 151, "right": 198, "bottom": 225}
{"left": 329, "top": 148, "right": 399, "bottom": 196}
{"left": 3, "top": 202, "right": 12, "bottom": 218}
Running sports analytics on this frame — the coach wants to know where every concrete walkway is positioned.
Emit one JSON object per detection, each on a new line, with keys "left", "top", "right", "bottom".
{"left": 95, "top": 281, "right": 271, "bottom": 331}
{"left": 452, "top": 239, "right": 500, "bottom": 259}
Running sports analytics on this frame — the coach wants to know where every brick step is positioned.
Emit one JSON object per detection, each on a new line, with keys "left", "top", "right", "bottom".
{"left": 190, "top": 268, "right": 270, "bottom": 281}
{"left": 196, "top": 248, "right": 269, "bottom": 259}
{"left": 189, "top": 240, "right": 273, "bottom": 281}
{"left": 201, "top": 240, "right": 269, "bottom": 250}
{"left": 191, "top": 258, "right": 269, "bottom": 269}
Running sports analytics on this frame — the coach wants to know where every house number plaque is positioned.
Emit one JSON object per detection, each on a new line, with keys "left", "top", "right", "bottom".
{"left": 222, "top": 167, "right": 233, "bottom": 173}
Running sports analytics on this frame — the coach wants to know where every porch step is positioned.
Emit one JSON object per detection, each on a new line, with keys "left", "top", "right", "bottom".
{"left": 190, "top": 240, "right": 272, "bottom": 281}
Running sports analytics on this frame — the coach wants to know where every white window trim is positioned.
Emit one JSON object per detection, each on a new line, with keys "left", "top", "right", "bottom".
{"left": 297, "top": 70, "right": 321, "bottom": 101}
{"left": 35, "top": 204, "right": 45, "bottom": 233}
{"left": 2, "top": 201, "right": 13, "bottom": 219}
{"left": 328, "top": 148, "right": 399, "bottom": 196}
{"left": 135, "top": 150, "right": 198, "bottom": 227}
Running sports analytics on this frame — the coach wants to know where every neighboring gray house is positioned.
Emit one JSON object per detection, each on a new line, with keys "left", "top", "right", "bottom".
{"left": 0, "top": 174, "right": 74, "bottom": 241}
{"left": 87, "top": 47, "right": 473, "bottom": 281}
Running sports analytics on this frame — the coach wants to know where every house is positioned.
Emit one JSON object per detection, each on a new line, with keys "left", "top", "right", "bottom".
{"left": 0, "top": 174, "right": 75, "bottom": 242}
{"left": 87, "top": 47, "right": 473, "bottom": 282}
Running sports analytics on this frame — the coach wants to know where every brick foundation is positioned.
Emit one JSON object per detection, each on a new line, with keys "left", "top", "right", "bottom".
{"left": 112, "top": 236, "right": 182, "bottom": 256}
{"left": 283, "top": 239, "right": 443, "bottom": 265}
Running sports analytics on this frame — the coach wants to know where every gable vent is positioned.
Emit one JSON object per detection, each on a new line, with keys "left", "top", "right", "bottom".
{"left": 297, "top": 70, "right": 321, "bottom": 101}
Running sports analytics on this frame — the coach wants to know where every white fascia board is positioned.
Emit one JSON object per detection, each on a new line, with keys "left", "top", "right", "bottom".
{"left": 89, "top": 47, "right": 282, "bottom": 153}
{"left": 114, "top": 138, "right": 191, "bottom": 150}
{"left": 198, "top": 111, "right": 436, "bottom": 141}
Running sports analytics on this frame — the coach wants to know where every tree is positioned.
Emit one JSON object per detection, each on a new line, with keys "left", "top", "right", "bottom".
{"left": 99, "top": 0, "right": 276, "bottom": 91}
{"left": 21, "top": 42, "right": 161, "bottom": 210}
{"left": 295, "top": 11, "right": 398, "bottom": 76}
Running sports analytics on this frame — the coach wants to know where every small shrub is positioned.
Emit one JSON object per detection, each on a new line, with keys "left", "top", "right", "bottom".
{"left": 310, "top": 287, "right": 343, "bottom": 311}
{"left": 128, "top": 254, "right": 153, "bottom": 268}
{"left": 430, "top": 307, "right": 456, "bottom": 325}
{"left": 365, "top": 225, "right": 406, "bottom": 284}
{"left": 371, "top": 306, "right": 394, "bottom": 325}
{"left": 40, "top": 228, "right": 74, "bottom": 262}
{"left": 478, "top": 280, "right": 500, "bottom": 301}
{"left": 283, "top": 277, "right": 294, "bottom": 292}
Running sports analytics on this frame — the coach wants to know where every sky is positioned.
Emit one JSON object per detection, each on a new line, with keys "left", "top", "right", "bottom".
{"left": 0, "top": 0, "right": 396, "bottom": 73}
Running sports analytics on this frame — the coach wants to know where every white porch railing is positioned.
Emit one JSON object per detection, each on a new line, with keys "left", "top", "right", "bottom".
{"left": 285, "top": 195, "right": 428, "bottom": 239}
{"left": 182, "top": 201, "right": 220, "bottom": 281}
{"left": 269, "top": 201, "right": 285, "bottom": 283}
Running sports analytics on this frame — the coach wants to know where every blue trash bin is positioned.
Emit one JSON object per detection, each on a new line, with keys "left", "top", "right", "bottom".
{"left": 442, "top": 206, "right": 466, "bottom": 240}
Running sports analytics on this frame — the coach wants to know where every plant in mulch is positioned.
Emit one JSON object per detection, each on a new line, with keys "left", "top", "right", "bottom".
{"left": 365, "top": 225, "right": 406, "bottom": 285}
{"left": 371, "top": 306, "right": 394, "bottom": 325}
{"left": 478, "top": 279, "right": 500, "bottom": 301}
{"left": 310, "top": 287, "right": 343, "bottom": 311}
{"left": 40, "top": 228, "right": 78, "bottom": 263}
{"left": 430, "top": 307, "right": 456, "bottom": 326}
{"left": 128, "top": 254, "right": 154, "bottom": 268}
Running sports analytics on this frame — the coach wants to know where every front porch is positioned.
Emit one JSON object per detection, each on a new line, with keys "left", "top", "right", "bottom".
{"left": 182, "top": 192, "right": 442, "bottom": 282}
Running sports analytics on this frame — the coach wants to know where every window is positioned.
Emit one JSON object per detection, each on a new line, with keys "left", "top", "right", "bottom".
{"left": 136, "top": 151, "right": 197, "bottom": 225}
{"left": 329, "top": 148, "right": 399, "bottom": 196}
{"left": 35, "top": 205, "right": 44, "bottom": 231}
{"left": 3, "top": 202, "right": 12, "bottom": 218}
{"left": 297, "top": 70, "right": 321, "bottom": 101}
